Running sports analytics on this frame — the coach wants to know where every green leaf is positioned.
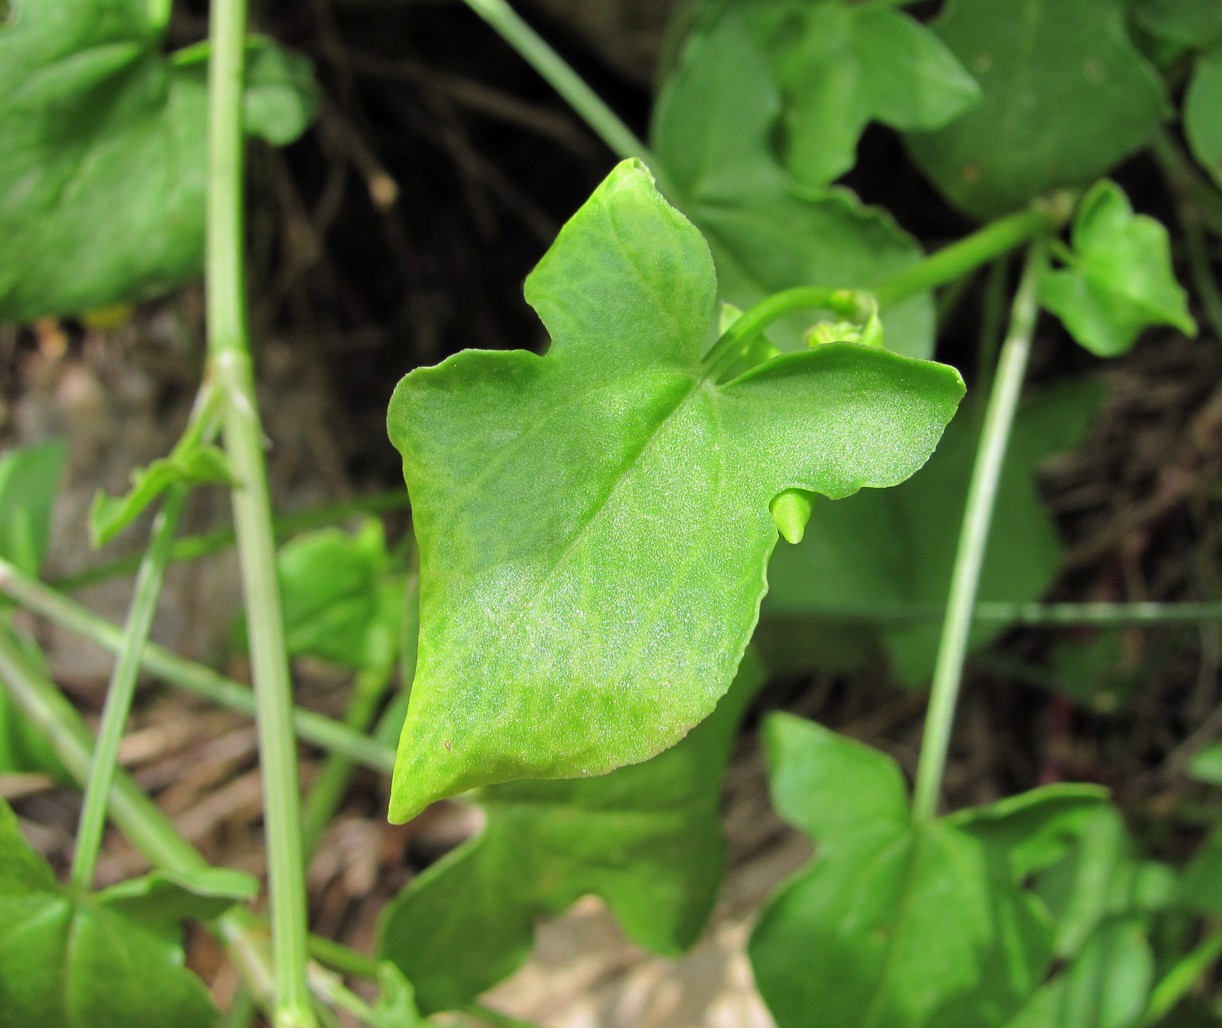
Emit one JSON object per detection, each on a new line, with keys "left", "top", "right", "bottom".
{"left": 722, "top": 0, "right": 980, "bottom": 188}
{"left": 0, "top": 440, "right": 66, "bottom": 577}
{"left": 0, "top": 0, "right": 316, "bottom": 322}
{"left": 1040, "top": 181, "right": 1196, "bottom": 356}
{"left": 1179, "top": 826, "right": 1222, "bottom": 914}
{"left": 0, "top": 799, "right": 218, "bottom": 1027}
{"left": 386, "top": 160, "right": 964, "bottom": 821}
{"left": 763, "top": 380, "right": 1103, "bottom": 684}
{"left": 749, "top": 716, "right": 1108, "bottom": 1027}
{"left": 1005, "top": 915, "right": 1154, "bottom": 1028}
{"left": 1187, "top": 742, "right": 1222, "bottom": 785}
{"left": 0, "top": 629, "right": 72, "bottom": 780}
{"left": 1129, "top": 0, "right": 1222, "bottom": 51}
{"left": 90, "top": 445, "right": 231, "bottom": 548}
{"left": 379, "top": 655, "right": 762, "bottom": 1013}
{"left": 370, "top": 963, "right": 428, "bottom": 1027}
{"left": 1185, "top": 47, "right": 1222, "bottom": 188}
{"left": 250, "top": 520, "right": 404, "bottom": 673}
{"left": 652, "top": 7, "right": 936, "bottom": 359}
{"left": 98, "top": 867, "right": 257, "bottom": 939}
{"left": 240, "top": 37, "right": 319, "bottom": 146}
{"left": 905, "top": 0, "right": 1167, "bottom": 219}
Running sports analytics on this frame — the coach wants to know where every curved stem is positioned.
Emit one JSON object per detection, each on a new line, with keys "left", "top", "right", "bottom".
{"left": 703, "top": 286, "right": 869, "bottom": 375}
{"left": 206, "top": 0, "right": 313, "bottom": 1020}
{"left": 912, "top": 244, "right": 1045, "bottom": 822}
{"left": 461, "top": 0, "right": 656, "bottom": 170}
{"left": 70, "top": 487, "right": 186, "bottom": 888}
{"left": 873, "top": 203, "right": 1066, "bottom": 312}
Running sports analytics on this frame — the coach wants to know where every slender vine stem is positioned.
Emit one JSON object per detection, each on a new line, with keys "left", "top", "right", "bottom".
{"left": 206, "top": 0, "right": 312, "bottom": 1019}
{"left": 460, "top": 0, "right": 656, "bottom": 170}
{"left": 912, "top": 244, "right": 1046, "bottom": 822}
{"left": 70, "top": 487, "right": 186, "bottom": 889}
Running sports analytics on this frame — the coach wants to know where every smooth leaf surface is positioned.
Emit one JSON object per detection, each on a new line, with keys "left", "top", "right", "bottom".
{"left": 749, "top": 715, "right": 1108, "bottom": 1027}
{"left": 722, "top": 0, "right": 980, "bottom": 187}
{"left": 90, "top": 445, "right": 231, "bottom": 547}
{"left": 905, "top": 0, "right": 1167, "bottom": 219}
{"left": 0, "top": 799, "right": 221, "bottom": 1027}
{"left": 379, "top": 655, "right": 762, "bottom": 1013}
{"left": 0, "top": 440, "right": 66, "bottom": 578}
{"left": 763, "top": 380, "right": 1102, "bottom": 684}
{"left": 652, "top": 8, "right": 936, "bottom": 358}
{"left": 370, "top": 963, "right": 428, "bottom": 1027}
{"left": 1040, "top": 181, "right": 1195, "bottom": 355}
{"left": 0, "top": 0, "right": 315, "bottom": 322}
{"left": 1179, "top": 826, "right": 1222, "bottom": 914}
{"left": 1185, "top": 47, "right": 1222, "bottom": 188}
{"left": 1130, "top": 0, "right": 1222, "bottom": 50}
{"left": 386, "top": 160, "right": 963, "bottom": 821}
{"left": 1187, "top": 742, "right": 1222, "bottom": 785}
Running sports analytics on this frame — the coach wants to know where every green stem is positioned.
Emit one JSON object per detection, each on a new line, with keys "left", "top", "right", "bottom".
{"left": 872, "top": 203, "right": 1066, "bottom": 312}
{"left": 0, "top": 555, "right": 395, "bottom": 772}
{"left": 206, "top": 0, "right": 312, "bottom": 1020}
{"left": 70, "top": 487, "right": 187, "bottom": 889}
{"left": 53, "top": 490, "right": 410, "bottom": 593}
{"left": 460, "top": 0, "right": 656, "bottom": 169}
{"left": 307, "top": 934, "right": 381, "bottom": 980}
{"left": 912, "top": 244, "right": 1045, "bottom": 822}
{"left": 1143, "top": 924, "right": 1222, "bottom": 1024}
{"left": 703, "top": 286, "right": 870, "bottom": 375}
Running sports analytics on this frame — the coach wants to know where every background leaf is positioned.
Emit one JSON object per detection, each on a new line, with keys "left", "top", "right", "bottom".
{"left": 749, "top": 715, "right": 1108, "bottom": 1027}
{"left": 905, "top": 0, "right": 1167, "bottom": 219}
{"left": 651, "top": 7, "right": 936, "bottom": 358}
{"left": 379, "top": 654, "right": 762, "bottom": 1014}
{"left": 0, "top": 799, "right": 219, "bottom": 1028}
{"left": 386, "top": 160, "right": 963, "bottom": 820}
{"left": 1039, "top": 180, "right": 1195, "bottom": 356}
{"left": 1185, "top": 46, "right": 1222, "bottom": 188}
{"left": 762, "top": 380, "right": 1103, "bottom": 684}
{"left": 0, "top": 0, "right": 316, "bottom": 322}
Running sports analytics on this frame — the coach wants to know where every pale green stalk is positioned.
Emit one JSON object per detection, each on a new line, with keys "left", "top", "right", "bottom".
{"left": 0, "top": 555, "right": 395, "bottom": 772}
{"left": 912, "top": 244, "right": 1045, "bottom": 822}
{"left": 460, "top": 0, "right": 656, "bottom": 169}
{"left": 206, "top": 0, "right": 312, "bottom": 1019}
{"left": 1142, "top": 926, "right": 1222, "bottom": 1023}
{"left": 70, "top": 487, "right": 186, "bottom": 888}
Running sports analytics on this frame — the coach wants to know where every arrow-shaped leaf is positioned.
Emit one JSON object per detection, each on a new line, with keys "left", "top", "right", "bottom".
{"left": 386, "top": 160, "right": 964, "bottom": 821}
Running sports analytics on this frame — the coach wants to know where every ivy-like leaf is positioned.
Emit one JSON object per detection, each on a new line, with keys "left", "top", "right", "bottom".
{"left": 748, "top": 715, "right": 1109, "bottom": 1028}
{"left": 763, "top": 380, "right": 1103, "bottom": 684}
{"left": 0, "top": 0, "right": 316, "bottom": 322}
{"left": 0, "top": 799, "right": 236, "bottom": 1027}
{"left": 1185, "top": 47, "right": 1222, "bottom": 188}
{"left": 379, "top": 654, "right": 761, "bottom": 1014}
{"left": 386, "top": 160, "right": 964, "bottom": 821}
{"left": 90, "top": 445, "right": 232, "bottom": 547}
{"left": 1040, "top": 181, "right": 1196, "bottom": 356}
{"left": 905, "top": 0, "right": 1167, "bottom": 219}
{"left": 718, "top": 0, "right": 980, "bottom": 188}
{"left": 652, "top": 7, "right": 936, "bottom": 358}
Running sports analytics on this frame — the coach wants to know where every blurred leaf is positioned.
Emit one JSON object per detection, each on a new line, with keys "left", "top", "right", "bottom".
{"left": 0, "top": 799, "right": 218, "bottom": 1027}
{"left": 90, "top": 445, "right": 231, "bottom": 548}
{"left": 1185, "top": 47, "right": 1222, "bottom": 188}
{"left": 1129, "top": 0, "right": 1222, "bottom": 50}
{"left": 1187, "top": 743, "right": 1222, "bottom": 786}
{"left": 0, "top": 0, "right": 316, "bottom": 321}
{"left": 906, "top": 0, "right": 1166, "bottom": 219}
{"left": 720, "top": 0, "right": 980, "bottom": 188}
{"left": 1005, "top": 915, "right": 1153, "bottom": 1028}
{"left": 749, "top": 715, "right": 1108, "bottom": 1027}
{"left": 98, "top": 867, "right": 256, "bottom": 940}
{"left": 1179, "top": 826, "right": 1222, "bottom": 914}
{"left": 370, "top": 963, "right": 427, "bottom": 1026}
{"left": 652, "top": 7, "right": 936, "bottom": 358}
{"left": 0, "top": 628, "right": 71, "bottom": 780}
{"left": 1040, "top": 181, "right": 1195, "bottom": 356}
{"left": 385, "top": 160, "right": 963, "bottom": 821}
{"left": 241, "top": 37, "right": 319, "bottom": 146}
{"left": 379, "top": 655, "right": 762, "bottom": 1014}
{"left": 0, "top": 441, "right": 66, "bottom": 578}
{"left": 249, "top": 521, "right": 403, "bottom": 673}
{"left": 763, "top": 380, "right": 1103, "bottom": 685}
